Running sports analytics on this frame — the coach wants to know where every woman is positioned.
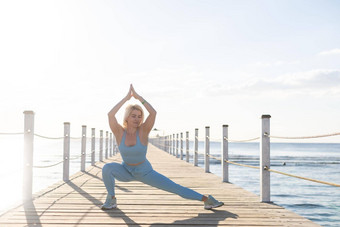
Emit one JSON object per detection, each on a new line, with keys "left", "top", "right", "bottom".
{"left": 101, "top": 84, "right": 224, "bottom": 210}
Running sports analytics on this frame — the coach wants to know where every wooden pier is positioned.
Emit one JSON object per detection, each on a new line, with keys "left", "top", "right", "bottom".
{"left": 0, "top": 144, "right": 320, "bottom": 226}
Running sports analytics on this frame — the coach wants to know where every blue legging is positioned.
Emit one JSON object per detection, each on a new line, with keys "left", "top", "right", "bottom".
{"left": 102, "top": 160, "right": 203, "bottom": 201}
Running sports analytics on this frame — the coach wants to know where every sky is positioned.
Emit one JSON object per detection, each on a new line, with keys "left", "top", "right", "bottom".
{"left": 1, "top": 0, "right": 340, "bottom": 143}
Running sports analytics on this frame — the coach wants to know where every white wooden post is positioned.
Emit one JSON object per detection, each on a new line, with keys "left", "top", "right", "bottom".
{"left": 113, "top": 133, "right": 115, "bottom": 156}
{"left": 172, "top": 134, "right": 175, "bottom": 156}
{"left": 163, "top": 136, "right": 165, "bottom": 151}
{"left": 105, "top": 131, "right": 108, "bottom": 159}
{"left": 91, "top": 128, "right": 95, "bottom": 166}
{"left": 163, "top": 136, "right": 165, "bottom": 152}
{"left": 23, "top": 111, "right": 34, "bottom": 201}
{"left": 166, "top": 135, "right": 168, "bottom": 154}
{"left": 222, "top": 125, "right": 229, "bottom": 182}
{"left": 109, "top": 133, "right": 113, "bottom": 157}
{"left": 186, "top": 131, "right": 189, "bottom": 162}
{"left": 194, "top": 128, "right": 198, "bottom": 166}
{"left": 261, "top": 115, "right": 271, "bottom": 202}
{"left": 169, "top": 135, "right": 172, "bottom": 155}
{"left": 176, "top": 133, "right": 179, "bottom": 158}
{"left": 99, "top": 130, "right": 103, "bottom": 162}
{"left": 180, "top": 132, "right": 183, "bottom": 160}
{"left": 205, "top": 126, "right": 210, "bottom": 173}
{"left": 81, "top": 125, "right": 86, "bottom": 172}
{"left": 113, "top": 135, "right": 117, "bottom": 155}
{"left": 163, "top": 136, "right": 166, "bottom": 151}
{"left": 63, "top": 122, "right": 70, "bottom": 182}
{"left": 162, "top": 136, "right": 164, "bottom": 151}
{"left": 162, "top": 136, "right": 166, "bottom": 151}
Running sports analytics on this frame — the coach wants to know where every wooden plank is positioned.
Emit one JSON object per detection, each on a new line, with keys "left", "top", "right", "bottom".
{"left": 0, "top": 144, "right": 320, "bottom": 227}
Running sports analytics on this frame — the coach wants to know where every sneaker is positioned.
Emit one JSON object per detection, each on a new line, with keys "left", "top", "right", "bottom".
{"left": 101, "top": 194, "right": 117, "bottom": 210}
{"left": 204, "top": 195, "right": 224, "bottom": 210}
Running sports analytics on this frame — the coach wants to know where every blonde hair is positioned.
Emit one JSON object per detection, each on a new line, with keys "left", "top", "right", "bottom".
{"left": 123, "top": 104, "right": 144, "bottom": 128}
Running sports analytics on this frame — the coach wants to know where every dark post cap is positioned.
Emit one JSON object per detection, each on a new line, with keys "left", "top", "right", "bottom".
{"left": 23, "top": 110, "right": 35, "bottom": 114}
{"left": 223, "top": 124, "right": 229, "bottom": 127}
{"left": 261, "top": 115, "right": 271, "bottom": 119}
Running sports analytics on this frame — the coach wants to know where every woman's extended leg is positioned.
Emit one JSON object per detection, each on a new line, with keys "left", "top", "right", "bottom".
{"left": 138, "top": 169, "right": 204, "bottom": 201}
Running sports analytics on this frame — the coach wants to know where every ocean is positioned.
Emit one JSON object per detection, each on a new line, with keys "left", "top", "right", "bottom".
{"left": 0, "top": 135, "right": 339, "bottom": 226}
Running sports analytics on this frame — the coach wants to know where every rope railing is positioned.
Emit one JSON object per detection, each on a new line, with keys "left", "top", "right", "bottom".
{"left": 206, "top": 154, "right": 221, "bottom": 161}
{"left": 265, "top": 132, "right": 340, "bottom": 139}
{"left": 225, "top": 159, "right": 260, "bottom": 170}
{"left": 206, "top": 154, "right": 261, "bottom": 170}
{"left": 207, "top": 136, "right": 260, "bottom": 142}
{"left": 156, "top": 136, "right": 260, "bottom": 144}
{"left": 34, "top": 133, "right": 64, "bottom": 140}
{"left": 0, "top": 132, "right": 25, "bottom": 135}
{"left": 33, "top": 154, "right": 83, "bottom": 168}
{"left": 33, "top": 160, "right": 64, "bottom": 168}
{"left": 265, "top": 166, "right": 340, "bottom": 187}
{"left": 0, "top": 131, "right": 84, "bottom": 140}
{"left": 34, "top": 133, "right": 85, "bottom": 140}
{"left": 224, "top": 136, "right": 260, "bottom": 142}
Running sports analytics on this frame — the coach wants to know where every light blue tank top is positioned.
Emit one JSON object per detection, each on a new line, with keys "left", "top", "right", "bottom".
{"left": 118, "top": 130, "right": 147, "bottom": 164}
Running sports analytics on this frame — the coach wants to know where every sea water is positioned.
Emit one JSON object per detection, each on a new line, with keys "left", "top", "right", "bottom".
{"left": 1, "top": 135, "right": 339, "bottom": 226}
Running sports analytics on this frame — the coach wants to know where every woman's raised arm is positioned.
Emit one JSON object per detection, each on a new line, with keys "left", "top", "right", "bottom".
{"left": 108, "top": 85, "right": 132, "bottom": 136}
{"left": 131, "top": 85, "right": 157, "bottom": 134}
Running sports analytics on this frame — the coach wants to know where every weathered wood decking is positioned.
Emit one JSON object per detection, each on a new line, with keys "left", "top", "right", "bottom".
{"left": 0, "top": 144, "right": 320, "bottom": 226}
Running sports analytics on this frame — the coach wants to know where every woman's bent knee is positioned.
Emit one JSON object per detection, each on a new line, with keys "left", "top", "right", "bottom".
{"left": 102, "top": 162, "right": 118, "bottom": 175}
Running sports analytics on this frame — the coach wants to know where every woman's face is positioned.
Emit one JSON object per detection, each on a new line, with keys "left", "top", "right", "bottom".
{"left": 126, "top": 109, "right": 143, "bottom": 128}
